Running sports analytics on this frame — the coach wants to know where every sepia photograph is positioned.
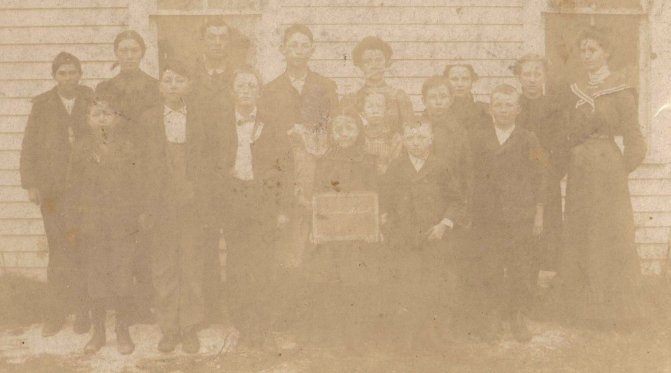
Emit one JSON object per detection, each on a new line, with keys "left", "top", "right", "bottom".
{"left": 0, "top": 0, "right": 671, "bottom": 372}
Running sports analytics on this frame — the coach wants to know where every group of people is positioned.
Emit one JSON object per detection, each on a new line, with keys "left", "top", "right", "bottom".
{"left": 19, "top": 19, "right": 649, "bottom": 356}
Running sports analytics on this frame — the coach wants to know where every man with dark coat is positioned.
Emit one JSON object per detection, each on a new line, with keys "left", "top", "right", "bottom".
{"left": 20, "top": 52, "right": 93, "bottom": 337}
{"left": 260, "top": 24, "right": 339, "bottom": 341}
{"left": 212, "top": 67, "right": 294, "bottom": 349}
{"left": 189, "top": 18, "right": 251, "bottom": 323}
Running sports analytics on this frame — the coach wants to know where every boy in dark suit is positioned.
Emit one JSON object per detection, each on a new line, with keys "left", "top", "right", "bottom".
{"left": 470, "top": 84, "right": 547, "bottom": 343}
{"left": 213, "top": 67, "right": 294, "bottom": 349}
{"left": 20, "top": 52, "right": 92, "bottom": 337}
{"left": 381, "top": 120, "right": 468, "bottom": 352}
{"left": 140, "top": 61, "right": 211, "bottom": 353}
{"left": 261, "top": 24, "right": 339, "bottom": 343}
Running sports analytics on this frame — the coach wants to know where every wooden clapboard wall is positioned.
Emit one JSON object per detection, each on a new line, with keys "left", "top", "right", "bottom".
{"left": 0, "top": 0, "right": 668, "bottom": 280}
{"left": 0, "top": 0, "right": 130, "bottom": 279}
{"left": 273, "top": 0, "right": 524, "bottom": 109}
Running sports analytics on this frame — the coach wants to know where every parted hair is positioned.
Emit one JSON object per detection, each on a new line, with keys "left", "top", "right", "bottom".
{"left": 113, "top": 30, "right": 146, "bottom": 56}
{"left": 352, "top": 36, "right": 393, "bottom": 67}
{"left": 283, "top": 24, "right": 314, "bottom": 45}
{"left": 421, "top": 75, "right": 455, "bottom": 98}
{"left": 490, "top": 83, "right": 521, "bottom": 104}
{"left": 576, "top": 27, "right": 613, "bottom": 55}
{"left": 512, "top": 53, "right": 549, "bottom": 76}
{"left": 443, "top": 64, "right": 479, "bottom": 81}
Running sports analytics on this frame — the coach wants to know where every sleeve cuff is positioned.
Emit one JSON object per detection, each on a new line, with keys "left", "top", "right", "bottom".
{"left": 440, "top": 218, "right": 454, "bottom": 229}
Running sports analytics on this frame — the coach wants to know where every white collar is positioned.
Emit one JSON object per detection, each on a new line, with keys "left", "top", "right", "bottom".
{"left": 288, "top": 71, "right": 308, "bottom": 82}
{"left": 58, "top": 94, "right": 76, "bottom": 103}
{"left": 164, "top": 104, "right": 187, "bottom": 116}
{"left": 494, "top": 123, "right": 515, "bottom": 145}
{"left": 235, "top": 107, "right": 257, "bottom": 123}
{"left": 203, "top": 55, "right": 226, "bottom": 76}
{"left": 588, "top": 65, "right": 611, "bottom": 87}
{"left": 408, "top": 152, "right": 429, "bottom": 172}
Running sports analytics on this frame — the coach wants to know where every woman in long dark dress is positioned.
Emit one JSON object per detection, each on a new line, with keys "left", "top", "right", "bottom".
{"left": 96, "top": 30, "right": 160, "bottom": 320}
{"left": 66, "top": 98, "right": 143, "bottom": 354}
{"left": 558, "top": 29, "right": 648, "bottom": 329}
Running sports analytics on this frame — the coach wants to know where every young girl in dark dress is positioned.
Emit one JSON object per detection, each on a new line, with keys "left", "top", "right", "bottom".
{"left": 66, "top": 98, "right": 143, "bottom": 355}
{"left": 307, "top": 109, "right": 379, "bottom": 353}
{"left": 443, "top": 64, "right": 490, "bottom": 133}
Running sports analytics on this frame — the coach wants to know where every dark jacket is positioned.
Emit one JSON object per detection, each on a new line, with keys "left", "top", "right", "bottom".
{"left": 138, "top": 103, "right": 213, "bottom": 226}
{"left": 314, "top": 146, "right": 377, "bottom": 194}
{"left": 212, "top": 103, "right": 295, "bottom": 227}
{"left": 262, "top": 70, "right": 339, "bottom": 133}
{"left": 382, "top": 152, "right": 468, "bottom": 248}
{"left": 517, "top": 89, "right": 570, "bottom": 177}
{"left": 65, "top": 128, "right": 142, "bottom": 241}
{"left": 471, "top": 122, "right": 548, "bottom": 227}
{"left": 424, "top": 110, "right": 474, "bottom": 210}
{"left": 189, "top": 57, "right": 235, "bottom": 115}
{"left": 95, "top": 69, "right": 160, "bottom": 130}
{"left": 451, "top": 95, "right": 490, "bottom": 133}
{"left": 20, "top": 85, "right": 94, "bottom": 193}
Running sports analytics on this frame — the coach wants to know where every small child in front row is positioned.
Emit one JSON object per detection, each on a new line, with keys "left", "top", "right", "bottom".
{"left": 359, "top": 91, "right": 402, "bottom": 175}
{"left": 469, "top": 84, "right": 547, "bottom": 343}
{"left": 380, "top": 120, "right": 468, "bottom": 352}
{"left": 65, "top": 97, "right": 142, "bottom": 355}
{"left": 305, "top": 108, "right": 380, "bottom": 354}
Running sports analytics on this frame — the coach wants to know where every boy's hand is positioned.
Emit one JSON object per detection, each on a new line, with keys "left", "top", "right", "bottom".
{"left": 427, "top": 222, "right": 448, "bottom": 241}
{"left": 277, "top": 213, "right": 290, "bottom": 229}
{"left": 380, "top": 213, "right": 388, "bottom": 226}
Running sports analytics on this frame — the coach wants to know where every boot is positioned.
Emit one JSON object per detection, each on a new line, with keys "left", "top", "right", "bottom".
{"left": 181, "top": 327, "right": 201, "bottom": 354}
{"left": 84, "top": 308, "right": 106, "bottom": 354}
{"left": 157, "top": 331, "right": 180, "bottom": 353}
{"left": 41, "top": 318, "right": 65, "bottom": 337}
{"left": 115, "top": 318, "right": 135, "bottom": 355}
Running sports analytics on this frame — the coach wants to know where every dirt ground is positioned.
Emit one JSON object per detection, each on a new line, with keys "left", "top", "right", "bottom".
{"left": 2, "top": 275, "right": 671, "bottom": 372}
{"left": 2, "top": 316, "right": 671, "bottom": 372}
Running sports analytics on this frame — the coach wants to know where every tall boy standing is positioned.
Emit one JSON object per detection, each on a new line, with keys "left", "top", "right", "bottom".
{"left": 140, "top": 62, "right": 210, "bottom": 353}
{"left": 469, "top": 84, "right": 547, "bottom": 343}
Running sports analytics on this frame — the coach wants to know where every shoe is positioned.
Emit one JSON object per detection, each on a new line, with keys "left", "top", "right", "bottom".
{"left": 84, "top": 326, "right": 106, "bottom": 354}
{"left": 41, "top": 319, "right": 64, "bottom": 337}
{"left": 157, "top": 332, "right": 180, "bottom": 353}
{"left": 181, "top": 329, "right": 201, "bottom": 354}
{"left": 116, "top": 323, "right": 135, "bottom": 355}
{"left": 510, "top": 312, "right": 532, "bottom": 343}
{"left": 73, "top": 312, "right": 91, "bottom": 335}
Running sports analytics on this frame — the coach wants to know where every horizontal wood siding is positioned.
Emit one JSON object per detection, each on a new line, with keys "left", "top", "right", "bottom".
{"left": 0, "top": 0, "right": 129, "bottom": 278}
{"left": 0, "top": 0, "right": 668, "bottom": 278}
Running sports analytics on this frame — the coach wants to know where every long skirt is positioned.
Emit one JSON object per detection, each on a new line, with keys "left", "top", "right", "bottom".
{"left": 559, "top": 138, "right": 645, "bottom": 324}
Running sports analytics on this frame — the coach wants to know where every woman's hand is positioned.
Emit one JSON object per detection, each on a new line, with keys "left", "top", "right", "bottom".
{"left": 427, "top": 222, "right": 448, "bottom": 241}
{"left": 28, "top": 188, "right": 40, "bottom": 205}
